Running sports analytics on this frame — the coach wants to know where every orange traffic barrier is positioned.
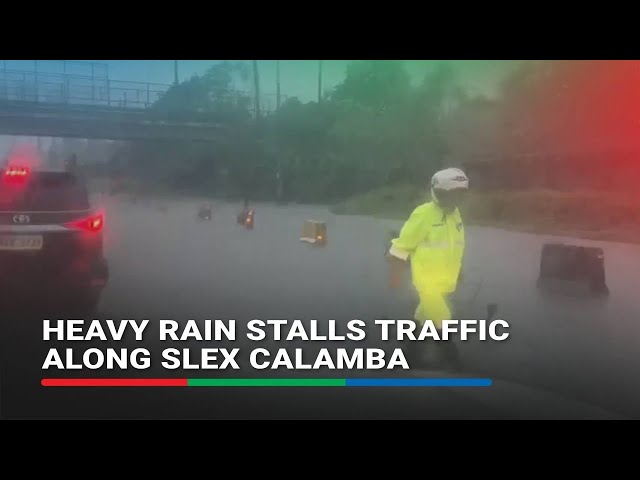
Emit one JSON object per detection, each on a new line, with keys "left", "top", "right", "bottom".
{"left": 301, "top": 220, "right": 327, "bottom": 246}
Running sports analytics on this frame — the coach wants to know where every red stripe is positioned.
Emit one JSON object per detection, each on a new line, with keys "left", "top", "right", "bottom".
{"left": 41, "top": 378, "right": 187, "bottom": 387}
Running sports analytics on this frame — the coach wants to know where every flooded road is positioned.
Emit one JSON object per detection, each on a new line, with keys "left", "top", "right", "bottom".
{"left": 2, "top": 194, "right": 638, "bottom": 418}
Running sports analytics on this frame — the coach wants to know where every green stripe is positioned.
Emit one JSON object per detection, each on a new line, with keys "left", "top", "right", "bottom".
{"left": 187, "top": 378, "right": 346, "bottom": 387}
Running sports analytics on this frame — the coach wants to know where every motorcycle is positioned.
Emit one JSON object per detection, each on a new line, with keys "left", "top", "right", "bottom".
{"left": 237, "top": 208, "right": 254, "bottom": 229}
{"left": 198, "top": 204, "right": 213, "bottom": 221}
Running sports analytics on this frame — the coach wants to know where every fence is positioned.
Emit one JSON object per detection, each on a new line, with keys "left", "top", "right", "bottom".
{"left": 0, "top": 63, "right": 288, "bottom": 116}
{"left": 0, "top": 69, "right": 171, "bottom": 109}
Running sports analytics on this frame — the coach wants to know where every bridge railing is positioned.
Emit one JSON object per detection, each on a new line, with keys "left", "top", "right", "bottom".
{"left": 0, "top": 69, "right": 172, "bottom": 109}
{"left": 0, "top": 68, "right": 287, "bottom": 117}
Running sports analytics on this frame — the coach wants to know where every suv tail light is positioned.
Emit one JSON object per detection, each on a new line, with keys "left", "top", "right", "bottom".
{"left": 64, "top": 213, "right": 104, "bottom": 233}
{"left": 3, "top": 166, "right": 30, "bottom": 183}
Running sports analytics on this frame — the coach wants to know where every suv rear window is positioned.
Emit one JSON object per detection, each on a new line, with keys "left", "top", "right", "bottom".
{"left": 0, "top": 172, "right": 89, "bottom": 211}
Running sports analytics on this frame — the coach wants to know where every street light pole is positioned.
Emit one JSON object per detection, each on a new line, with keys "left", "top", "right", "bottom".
{"left": 34, "top": 60, "right": 39, "bottom": 103}
{"left": 318, "top": 60, "right": 323, "bottom": 103}
{"left": 2, "top": 60, "right": 6, "bottom": 99}
{"left": 275, "top": 60, "right": 282, "bottom": 202}
{"left": 252, "top": 60, "right": 261, "bottom": 121}
{"left": 35, "top": 60, "right": 41, "bottom": 154}
{"left": 174, "top": 60, "right": 179, "bottom": 85}
{"left": 276, "top": 60, "right": 281, "bottom": 111}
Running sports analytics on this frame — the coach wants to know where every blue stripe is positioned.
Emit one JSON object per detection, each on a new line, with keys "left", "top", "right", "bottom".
{"left": 345, "top": 378, "right": 492, "bottom": 387}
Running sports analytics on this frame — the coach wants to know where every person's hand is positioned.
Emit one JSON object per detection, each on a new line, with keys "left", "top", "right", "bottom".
{"left": 389, "top": 270, "right": 401, "bottom": 289}
{"left": 387, "top": 256, "right": 405, "bottom": 289}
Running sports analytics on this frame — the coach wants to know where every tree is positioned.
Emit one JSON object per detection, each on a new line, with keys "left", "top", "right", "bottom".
{"left": 152, "top": 61, "right": 252, "bottom": 120}
{"left": 330, "top": 60, "right": 411, "bottom": 111}
{"left": 264, "top": 60, "right": 466, "bottom": 200}
{"left": 122, "top": 61, "right": 260, "bottom": 194}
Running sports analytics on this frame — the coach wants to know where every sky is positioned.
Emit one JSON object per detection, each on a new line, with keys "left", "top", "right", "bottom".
{"left": 2, "top": 60, "right": 520, "bottom": 103}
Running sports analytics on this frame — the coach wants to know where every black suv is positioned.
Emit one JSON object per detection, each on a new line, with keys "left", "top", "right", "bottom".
{"left": 0, "top": 165, "right": 108, "bottom": 314}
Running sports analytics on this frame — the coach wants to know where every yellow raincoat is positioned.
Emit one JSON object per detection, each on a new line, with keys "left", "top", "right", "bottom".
{"left": 389, "top": 201, "right": 465, "bottom": 328}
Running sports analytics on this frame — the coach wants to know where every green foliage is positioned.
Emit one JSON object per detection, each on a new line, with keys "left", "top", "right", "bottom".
{"left": 126, "top": 60, "right": 474, "bottom": 202}
{"left": 113, "top": 60, "right": 640, "bottom": 241}
{"left": 153, "top": 61, "right": 252, "bottom": 121}
{"left": 331, "top": 61, "right": 411, "bottom": 110}
{"left": 260, "top": 60, "right": 462, "bottom": 202}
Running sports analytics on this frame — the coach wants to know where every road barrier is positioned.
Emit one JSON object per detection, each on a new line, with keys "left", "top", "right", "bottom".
{"left": 537, "top": 243, "right": 609, "bottom": 295}
{"left": 301, "top": 220, "right": 327, "bottom": 246}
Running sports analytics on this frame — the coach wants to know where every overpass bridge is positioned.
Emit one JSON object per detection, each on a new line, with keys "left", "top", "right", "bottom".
{"left": 0, "top": 61, "right": 275, "bottom": 142}
{"left": 0, "top": 100, "right": 230, "bottom": 142}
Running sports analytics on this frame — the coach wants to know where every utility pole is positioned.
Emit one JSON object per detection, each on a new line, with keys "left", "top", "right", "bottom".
{"left": 252, "top": 60, "right": 261, "bottom": 121}
{"left": 174, "top": 60, "right": 179, "bottom": 85}
{"left": 275, "top": 60, "right": 283, "bottom": 202}
{"left": 318, "top": 60, "right": 323, "bottom": 103}
{"left": 1, "top": 61, "right": 6, "bottom": 100}
{"left": 34, "top": 60, "right": 39, "bottom": 103}
{"left": 35, "top": 61, "right": 41, "bottom": 155}
{"left": 276, "top": 60, "right": 281, "bottom": 111}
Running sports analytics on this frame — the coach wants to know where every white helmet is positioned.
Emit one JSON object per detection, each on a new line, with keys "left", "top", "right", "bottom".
{"left": 430, "top": 167, "right": 469, "bottom": 209}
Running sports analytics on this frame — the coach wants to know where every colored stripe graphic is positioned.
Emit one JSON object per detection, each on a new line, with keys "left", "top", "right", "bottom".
{"left": 188, "top": 378, "right": 345, "bottom": 387}
{"left": 41, "top": 378, "right": 187, "bottom": 387}
{"left": 41, "top": 378, "right": 492, "bottom": 387}
{"left": 345, "top": 378, "right": 493, "bottom": 387}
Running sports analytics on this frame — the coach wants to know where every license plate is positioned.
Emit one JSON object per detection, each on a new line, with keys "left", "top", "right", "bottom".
{"left": 0, "top": 235, "right": 44, "bottom": 251}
